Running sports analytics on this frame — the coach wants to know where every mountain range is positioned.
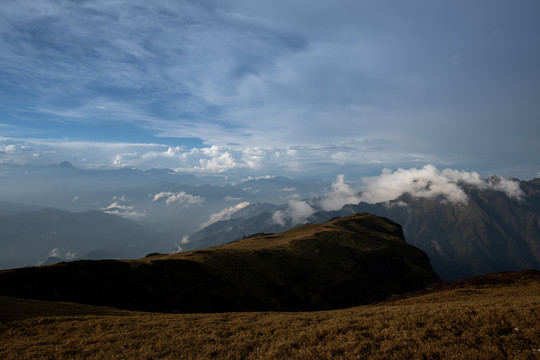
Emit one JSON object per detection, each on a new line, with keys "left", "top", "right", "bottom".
{"left": 184, "top": 178, "right": 540, "bottom": 280}
{"left": 2, "top": 161, "right": 539, "bottom": 282}
{"left": 0, "top": 207, "right": 174, "bottom": 270}
{"left": 0, "top": 163, "right": 330, "bottom": 261}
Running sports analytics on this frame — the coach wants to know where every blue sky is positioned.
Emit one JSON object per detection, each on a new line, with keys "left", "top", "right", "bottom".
{"left": 1, "top": 0, "right": 540, "bottom": 179}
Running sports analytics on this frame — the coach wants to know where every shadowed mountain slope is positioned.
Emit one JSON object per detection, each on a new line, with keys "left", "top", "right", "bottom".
{"left": 185, "top": 178, "right": 540, "bottom": 280}
{"left": 325, "top": 181, "right": 540, "bottom": 280}
{"left": 0, "top": 213, "right": 439, "bottom": 313}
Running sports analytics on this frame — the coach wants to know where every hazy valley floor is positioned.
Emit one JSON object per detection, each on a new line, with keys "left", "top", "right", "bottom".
{"left": 1, "top": 271, "right": 539, "bottom": 360}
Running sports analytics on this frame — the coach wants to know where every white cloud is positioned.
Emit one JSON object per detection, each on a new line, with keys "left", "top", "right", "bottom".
{"left": 113, "top": 152, "right": 139, "bottom": 167}
{"left": 0, "top": 137, "right": 433, "bottom": 178}
{"left": 224, "top": 196, "right": 243, "bottom": 201}
{"left": 200, "top": 201, "right": 250, "bottom": 228}
{"left": 2, "top": 144, "right": 16, "bottom": 152}
{"left": 113, "top": 195, "right": 126, "bottom": 202}
{"left": 152, "top": 191, "right": 205, "bottom": 206}
{"left": 201, "top": 145, "right": 220, "bottom": 157}
{"left": 197, "top": 151, "right": 237, "bottom": 173}
{"left": 271, "top": 210, "right": 287, "bottom": 226}
{"left": 48, "top": 248, "right": 77, "bottom": 260}
{"left": 271, "top": 199, "right": 314, "bottom": 226}
{"left": 484, "top": 175, "right": 523, "bottom": 200}
{"left": 358, "top": 165, "right": 523, "bottom": 205}
{"left": 288, "top": 199, "right": 315, "bottom": 224}
{"left": 319, "top": 174, "right": 362, "bottom": 211}
{"left": 272, "top": 166, "right": 525, "bottom": 226}
{"left": 141, "top": 146, "right": 185, "bottom": 160}
{"left": 240, "top": 175, "right": 274, "bottom": 182}
{"left": 174, "top": 235, "right": 191, "bottom": 253}
{"left": 180, "top": 235, "right": 190, "bottom": 244}
{"left": 101, "top": 198, "right": 146, "bottom": 220}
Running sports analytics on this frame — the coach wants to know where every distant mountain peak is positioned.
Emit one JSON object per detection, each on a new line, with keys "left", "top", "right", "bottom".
{"left": 58, "top": 161, "right": 75, "bottom": 169}
{"left": 486, "top": 174, "right": 504, "bottom": 183}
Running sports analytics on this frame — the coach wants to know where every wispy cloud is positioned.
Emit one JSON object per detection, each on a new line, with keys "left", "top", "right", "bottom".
{"left": 200, "top": 202, "right": 250, "bottom": 228}
{"left": 1, "top": 1, "right": 540, "bottom": 178}
{"left": 47, "top": 248, "right": 77, "bottom": 261}
{"left": 174, "top": 235, "right": 191, "bottom": 253}
{"left": 101, "top": 196, "right": 146, "bottom": 220}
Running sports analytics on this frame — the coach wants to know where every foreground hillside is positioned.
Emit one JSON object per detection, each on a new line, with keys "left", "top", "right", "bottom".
{"left": 1, "top": 271, "right": 538, "bottom": 359}
{"left": 0, "top": 213, "right": 439, "bottom": 312}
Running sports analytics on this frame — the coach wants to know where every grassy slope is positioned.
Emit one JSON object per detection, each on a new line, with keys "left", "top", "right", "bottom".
{"left": 0, "top": 214, "right": 439, "bottom": 312}
{"left": 1, "top": 271, "right": 539, "bottom": 359}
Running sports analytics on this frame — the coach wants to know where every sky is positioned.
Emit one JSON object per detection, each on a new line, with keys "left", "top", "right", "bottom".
{"left": 1, "top": 0, "right": 540, "bottom": 180}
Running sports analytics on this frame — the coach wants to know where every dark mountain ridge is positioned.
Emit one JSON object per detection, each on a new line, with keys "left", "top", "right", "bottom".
{"left": 0, "top": 213, "right": 439, "bottom": 313}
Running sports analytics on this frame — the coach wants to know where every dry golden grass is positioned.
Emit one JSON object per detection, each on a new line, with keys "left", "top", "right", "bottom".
{"left": 1, "top": 272, "right": 539, "bottom": 359}
{"left": 152, "top": 213, "right": 405, "bottom": 261}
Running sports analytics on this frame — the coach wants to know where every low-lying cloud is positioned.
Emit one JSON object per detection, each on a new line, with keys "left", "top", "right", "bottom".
{"left": 272, "top": 176, "right": 359, "bottom": 226}
{"left": 152, "top": 191, "right": 205, "bottom": 206}
{"left": 272, "top": 199, "right": 315, "bottom": 226}
{"left": 200, "top": 201, "right": 250, "bottom": 228}
{"left": 174, "top": 235, "right": 191, "bottom": 253}
{"left": 101, "top": 197, "right": 146, "bottom": 220}
{"left": 319, "top": 174, "right": 362, "bottom": 211}
{"left": 48, "top": 248, "right": 77, "bottom": 261}
{"left": 280, "top": 187, "right": 296, "bottom": 192}
{"left": 359, "top": 165, "right": 523, "bottom": 205}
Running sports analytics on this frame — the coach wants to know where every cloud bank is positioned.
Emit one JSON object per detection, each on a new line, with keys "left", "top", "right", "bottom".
{"left": 272, "top": 165, "right": 524, "bottom": 226}
{"left": 0, "top": 138, "right": 413, "bottom": 179}
{"left": 359, "top": 165, "right": 523, "bottom": 205}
